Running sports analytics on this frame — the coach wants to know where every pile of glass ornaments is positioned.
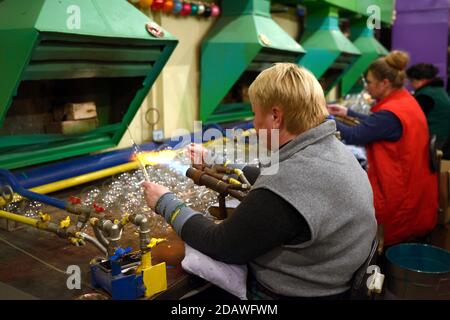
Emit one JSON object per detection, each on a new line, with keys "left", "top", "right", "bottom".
{"left": 80, "top": 167, "right": 219, "bottom": 235}
{"left": 342, "top": 91, "right": 373, "bottom": 115}
{"left": 203, "top": 129, "right": 261, "bottom": 167}
{"left": 77, "top": 139, "right": 263, "bottom": 235}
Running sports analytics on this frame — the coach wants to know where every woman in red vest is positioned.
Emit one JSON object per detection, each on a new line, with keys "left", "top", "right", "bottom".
{"left": 328, "top": 51, "right": 438, "bottom": 246}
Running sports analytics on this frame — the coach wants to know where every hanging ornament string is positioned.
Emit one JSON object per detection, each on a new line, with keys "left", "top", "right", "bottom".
{"left": 130, "top": 0, "right": 220, "bottom": 18}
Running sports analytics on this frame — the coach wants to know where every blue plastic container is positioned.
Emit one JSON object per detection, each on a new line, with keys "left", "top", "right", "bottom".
{"left": 386, "top": 243, "right": 450, "bottom": 299}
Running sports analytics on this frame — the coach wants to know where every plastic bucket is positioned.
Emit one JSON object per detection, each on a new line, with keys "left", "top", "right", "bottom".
{"left": 385, "top": 243, "right": 450, "bottom": 299}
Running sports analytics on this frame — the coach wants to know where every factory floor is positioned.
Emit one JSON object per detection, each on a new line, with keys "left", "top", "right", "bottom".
{"left": 0, "top": 222, "right": 210, "bottom": 300}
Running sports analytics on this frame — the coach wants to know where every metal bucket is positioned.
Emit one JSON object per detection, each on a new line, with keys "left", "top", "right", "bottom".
{"left": 386, "top": 243, "right": 450, "bottom": 299}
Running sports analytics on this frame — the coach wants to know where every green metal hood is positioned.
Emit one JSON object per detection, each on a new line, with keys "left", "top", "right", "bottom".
{"left": 276, "top": 0, "right": 395, "bottom": 24}
{"left": 298, "top": 5, "right": 360, "bottom": 93}
{"left": 0, "top": 0, "right": 177, "bottom": 169}
{"left": 200, "top": 0, "right": 305, "bottom": 124}
{"left": 340, "top": 19, "right": 388, "bottom": 96}
{"left": 318, "top": 0, "right": 395, "bottom": 25}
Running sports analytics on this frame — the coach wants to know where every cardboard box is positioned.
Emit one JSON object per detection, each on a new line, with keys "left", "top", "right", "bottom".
{"left": 54, "top": 102, "right": 97, "bottom": 121}
{"left": 438, "top": 160, "right": 450, "bottom": 225}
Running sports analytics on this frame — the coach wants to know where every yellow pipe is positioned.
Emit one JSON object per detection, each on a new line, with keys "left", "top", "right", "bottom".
{"left": 31, "top": 161, "right": 140, "bottom": 194}
{"left": 0, "top": 210, "right": 78, "bottom": 240}
{"left": 0, "top": 209, "right": 39, "bottom": 228}
{"left": 0, "top": 161, "right": 140, "bottom": 206}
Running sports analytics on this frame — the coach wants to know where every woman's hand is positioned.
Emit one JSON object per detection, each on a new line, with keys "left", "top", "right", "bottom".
{"left": 143, "top": 181, "right": 170, "bottom": 211}
{"left": 186, "top": 143, "right": 208, "bottom": 165}
{"left": 327, "top": 104, "right": 348, "bottom": 117}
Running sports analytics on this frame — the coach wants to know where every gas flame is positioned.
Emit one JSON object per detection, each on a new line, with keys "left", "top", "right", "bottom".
{"left": 131, "top": 150, "right": 178, "bottom": 166}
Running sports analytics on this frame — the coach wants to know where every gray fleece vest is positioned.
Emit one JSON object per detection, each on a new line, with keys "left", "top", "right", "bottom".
{"left": 250, "top": 120, "right": 377, "bottom": 297}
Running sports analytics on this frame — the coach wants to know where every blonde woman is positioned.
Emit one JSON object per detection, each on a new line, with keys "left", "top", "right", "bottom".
{"left": 144, "top": 63, "right": 376, "bottom": 299}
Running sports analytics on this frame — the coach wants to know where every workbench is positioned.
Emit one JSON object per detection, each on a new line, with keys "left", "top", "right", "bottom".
{"left": 0, "top": 182, "right": 210, "bottom": 300}
{"left": 0, "top": 223, "right": 210, "bottom": 300}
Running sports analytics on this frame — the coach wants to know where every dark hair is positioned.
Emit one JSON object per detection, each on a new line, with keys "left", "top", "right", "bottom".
{"left": 368, "top": 50, "right": 409, "bottom": 88}
{"left": 406, "top": 63, "right": 439, "bottom": 80}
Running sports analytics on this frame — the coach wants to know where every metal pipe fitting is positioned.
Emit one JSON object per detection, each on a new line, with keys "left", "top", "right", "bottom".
{"left": 186, "top": 167, "right": 246, "bottom": 200}
{"left": 97, "top": 220, "right": 121, "bottom": 241}
{"left": 93, "top": 225, "right": 110, "bottom": 248}
{"left": 186, "top": 167, "right": 229, "bottom": 194}
{"left": 96, "top": 219, "right": 123, "bottom": 257}
{"left": 80, "top": 232, "right": 107, "bottom": 257}
{"left": 133, "top": 214, "right": 151, "bottom": 251}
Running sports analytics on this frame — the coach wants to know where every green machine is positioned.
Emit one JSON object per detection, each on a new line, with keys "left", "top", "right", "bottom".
{"left": 297, "top": 3, "right": 361, "bottom": 94}
{"left": 320, "top": 0, "right": 394, "bottom": 25}
{"left": 339, "top": 18, "right": 391, "bottom": 96}
{"left": 0, "top": 0, "right": 178, "bottom": 169}
{"left": 276, "top": 0, "right": 393, "bottom": 95}
{"left": 340, "top": 19, "right": 389, "bottom": 96}
{"left": 200, "top": 0, "right": 305, "bottom": 124}
{"left": 303, "top": 0, "right": 394, "bottom": 95}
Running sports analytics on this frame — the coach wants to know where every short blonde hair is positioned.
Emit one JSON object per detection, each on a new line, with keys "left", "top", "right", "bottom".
{"left": 248, "top": 63, "right": 328, "bottom": 134}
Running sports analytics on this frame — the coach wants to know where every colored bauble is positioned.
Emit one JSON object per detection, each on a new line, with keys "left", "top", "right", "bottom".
{"left": 180, "top": 2, "right": 191, "bottom": 16}
{"left": 190, "top": 3, "right": 198, "bottom": 15}
{"left": 163, "top": 0, "right": 174, "bottom": 12}
{"left": 139, "top": 0, "right": 153, "bottom": 9}
{"left": 203, "top": 5, "right": 212, "bottom": 17}
{"left": 211, "top": 4, "right": 220, "bottom": 17}
{"left": 197, "top": 4, "right": 205, "bottom": 15}
{"left": 151, "top": 0, "right": 164, "bottom": 10}
{"left": 172, "top": 0, "right": 183, "bottom": 14}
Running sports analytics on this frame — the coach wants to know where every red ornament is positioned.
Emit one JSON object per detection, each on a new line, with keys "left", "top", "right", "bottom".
{"left": 69, "top": 196, "right": 81, "bottom": 205}
{"left": 151, "top": 0, "right": 164, "bottom": 10}
{"left": 93, "top": 203, "right": 105, "bottom": 213}
{"left": 163, "top": 0, "right": 174, "bottom": 13}
{"left": 180, "top": 2, "right": 191, "bottom": 16}
{"left": 211, "top": 4, "right": 220, "bottom": 17}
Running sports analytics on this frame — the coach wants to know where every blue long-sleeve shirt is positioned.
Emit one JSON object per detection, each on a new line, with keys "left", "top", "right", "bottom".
{"left": 336, "top": 109, "right": 403, "bottom": 146}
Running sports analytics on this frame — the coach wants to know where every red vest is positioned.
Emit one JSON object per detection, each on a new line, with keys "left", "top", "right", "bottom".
{"left": 367, "top": 89, "right": 438, "bottom": 246}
